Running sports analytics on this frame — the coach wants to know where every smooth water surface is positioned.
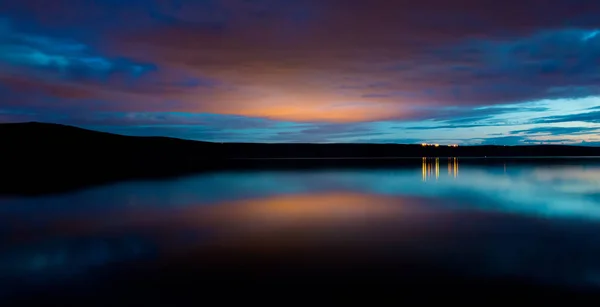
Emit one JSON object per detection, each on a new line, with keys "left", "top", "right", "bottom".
{"left": 3, "top": 158, "right": 600, "bottom": 298}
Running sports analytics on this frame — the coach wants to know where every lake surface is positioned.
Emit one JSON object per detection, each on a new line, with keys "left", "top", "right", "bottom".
{"left": 3, "top": 158, "right": 600, "bottom": 303}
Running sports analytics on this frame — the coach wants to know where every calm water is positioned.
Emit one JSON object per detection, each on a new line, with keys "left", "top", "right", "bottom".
{"left": 4, "top": 158, "right": 600, "bottom": 299}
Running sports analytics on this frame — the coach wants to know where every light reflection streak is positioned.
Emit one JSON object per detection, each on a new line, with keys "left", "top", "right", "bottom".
{"left": 436, "top": 158, "right": 439, "bottom": 180}
{"left": 454, "top": 157, "right": 458, "bottom": 179}
{"left": 422, "top": 157, "right": 458, "bottom": 181}
{"left": 422, "top": 157, "right": 427, "bottom": 182}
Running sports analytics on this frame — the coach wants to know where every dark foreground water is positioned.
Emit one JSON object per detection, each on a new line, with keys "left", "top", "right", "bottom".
{"left": 3, "top": 158, "right": 600, "bottom": 304}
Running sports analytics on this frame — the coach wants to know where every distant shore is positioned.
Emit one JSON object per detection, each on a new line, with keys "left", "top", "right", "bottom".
{"left": 231, "top": 155, "right": 600, "bottom": 159}
{"left": 3, "top": 122, "right": 600, "bottom": 195}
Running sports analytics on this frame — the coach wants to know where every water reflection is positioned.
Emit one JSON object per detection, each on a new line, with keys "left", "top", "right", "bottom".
{"left": 423, "top": 157, "right": 458, "bottom": 181}
{"left": 4, "top": 159, "right": 600, "bottom": 295}
{"left": 0, "top": 192, "right": 435, "bottom": 287}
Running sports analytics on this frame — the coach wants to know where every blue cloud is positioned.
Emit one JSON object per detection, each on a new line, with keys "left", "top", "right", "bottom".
{"left": 0, "top": 17, "right": 155, "bottom": 83}
{"left": 510, "top": 127, "right": 600, "bottom": 136}
{"left": 478, "top": 136, "right": 533, "bottom": 145}
{"left": 400, "top": 106, "right": 549, "bottom": 130}
{"left": 534, "top": 111, "right": 600, "bottom": 124}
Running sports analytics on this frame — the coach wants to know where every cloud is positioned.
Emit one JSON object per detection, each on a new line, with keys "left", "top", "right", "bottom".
{"left": 270, "top": 123, "right": 388, "bottom": 143}
{"left": 2, "top": 1, "right": 600, "bottom": 143}
{"left": 533, "top": 110, "right": 600, "bottom": 124}
{"left": 0, "top": 17, "right": 224, "bottom": 115}
{"left": 399, "top": 105, "right": 549, "bottom": 130}
{"left": 0, "top": 20, "right": 154, "bottom": 82}
{"left": 478, "top": 136, "right": 533, "bottom": 145}
{"left": 7, "top": 0, "right": 591, "bottom": 123}
{"left": 107, "top": 1, "right": 600, "bottom": 101}
{"left": 0, "top": 107, "right": 285, "bottom": 131}
{"left": 510, "top": 126, "right": 600, "bottom": 136}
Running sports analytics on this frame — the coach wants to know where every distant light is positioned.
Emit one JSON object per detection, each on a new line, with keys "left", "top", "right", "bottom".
{"left": 422, "top": 143, "right": 427, "bottom": 147}
{"left": 434, "top": 144, "right": 439, "bottom": 147}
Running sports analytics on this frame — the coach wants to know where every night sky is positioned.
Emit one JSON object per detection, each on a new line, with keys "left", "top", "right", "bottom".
{"left": 1, "top": 1, "right": 600, "bottom": 144}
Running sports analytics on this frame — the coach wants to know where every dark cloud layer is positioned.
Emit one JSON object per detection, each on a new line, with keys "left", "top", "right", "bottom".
{"left": 1, "top": 1, "right": 600, "bottom": 142}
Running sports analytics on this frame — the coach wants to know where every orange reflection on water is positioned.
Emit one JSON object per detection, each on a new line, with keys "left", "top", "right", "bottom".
{"left": 6, "top": 192, "right": 461, "bottom": 271}
{"left": 21, "top": 193, "right": 440, "bottom": 248}
{"left": 215, "top": 193, "right": 406, "bottom": 228}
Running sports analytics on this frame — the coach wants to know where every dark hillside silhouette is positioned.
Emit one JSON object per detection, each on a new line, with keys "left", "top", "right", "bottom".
{"left": 1, "top": 122, "right": 222, "bottom": 194}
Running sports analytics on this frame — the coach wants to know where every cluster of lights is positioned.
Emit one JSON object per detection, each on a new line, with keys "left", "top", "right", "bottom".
{"left": 421, "top": 143, "right": 459, "bottom": 148}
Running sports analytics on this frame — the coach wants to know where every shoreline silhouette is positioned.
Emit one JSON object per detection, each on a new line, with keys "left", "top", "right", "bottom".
{"left": 3, "top": 121, "right": 600, "bottom": 195}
